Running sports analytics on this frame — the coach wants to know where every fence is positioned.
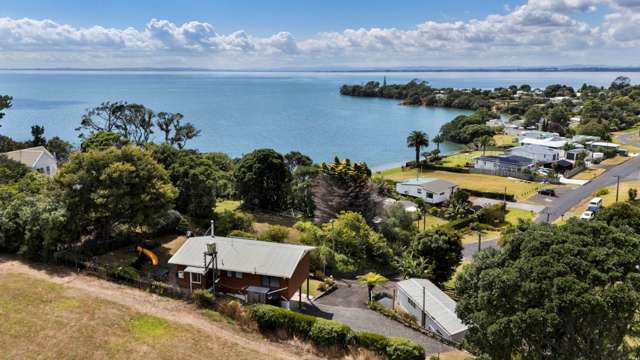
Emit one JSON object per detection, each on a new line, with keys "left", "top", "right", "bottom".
{"left": 53, "top": 251, "right": 188, "bottom": 300}
{"left": 469, "top": 167, "right": 543, "bottom": 182}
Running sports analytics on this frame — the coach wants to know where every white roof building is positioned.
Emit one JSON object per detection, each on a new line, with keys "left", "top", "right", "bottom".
{"left": 508, "top": 144, "right": 561, "bottom": 163}
{"left": 395, "top": 178, "right": 458, "bottom": 204}
{"left": 395, "top": 278, "right": 468, "bottom": 342}
{"left": 168, "top": 235, "right": 315, "bottom": 278}
{"left": 520, "top": 137, "right": 568, "bottom": 149}
{"left": 2, "top": 146, "right": 58, "bottom": 177}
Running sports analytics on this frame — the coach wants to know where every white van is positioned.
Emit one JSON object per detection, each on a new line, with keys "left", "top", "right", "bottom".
{"left": 588, "top": 197, "right": 603, "bottom": 210}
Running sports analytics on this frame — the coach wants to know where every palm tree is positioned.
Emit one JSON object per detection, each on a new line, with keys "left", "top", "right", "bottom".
{"left": 477, "top": 135, "right": 496, "bottom": 156}
{"left": 356, "top": 272, "right": 388, "bottom": 303}
{"left": 432, "top": 134, "right": 443, "bottom": 152}
{"left": 406, "top": 130, "right": 429, "bottom": 167}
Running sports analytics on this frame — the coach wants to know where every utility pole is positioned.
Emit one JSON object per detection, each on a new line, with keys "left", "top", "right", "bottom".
{"left": 477, "top": 231, "right": 482, "bottom": 253}
{"left": 615, "top": 175, "right": 621, "bottom": 202}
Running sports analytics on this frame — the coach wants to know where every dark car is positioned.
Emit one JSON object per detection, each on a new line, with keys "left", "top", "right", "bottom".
{"left": 538, "top": 188, "right": 556, "bottom": 197}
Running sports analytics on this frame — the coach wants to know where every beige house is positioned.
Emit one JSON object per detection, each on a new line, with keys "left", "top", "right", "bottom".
{"left": 2, "top": 146, "right": 58, "bottom": 177}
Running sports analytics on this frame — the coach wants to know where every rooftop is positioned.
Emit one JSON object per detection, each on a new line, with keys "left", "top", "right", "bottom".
{"left": 399, "top": 178, "right": 457, "bottom": 192}
{"left": 168, "top": 235, "right": 315, "bottom": 278}
{"left": 509, "top": 144, "right": 559, "bottom": 155}
{"left": 475, "top": 155, "right": 533, "bottom": 167}
{"left": 397, "top": 278, "right": 468, "bottom": 336}
{"left": 520, "top": 137, "right": 567, "bottom": 149}
{"left": 2, "top": 146, "right": 54, "bottom": 167}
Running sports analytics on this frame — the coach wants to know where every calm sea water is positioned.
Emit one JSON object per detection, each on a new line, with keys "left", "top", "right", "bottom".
{"left": 0, "top": 71, "right": 636, "bottom": 168}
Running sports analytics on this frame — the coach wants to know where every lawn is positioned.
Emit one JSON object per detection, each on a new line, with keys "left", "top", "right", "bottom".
{"left": 414, "top": 215, "right": 449, "bottom": 231}
{"left": 378, "top": 167, "right": 546, "bottom": 201}
{"left": 571, "top": 167, "right": 605, "bottom": 180}
{"left": 563, "top": 180, "right": 640, "bottom": 220}
{"left": 439, "top": 350, "right": 474, "bottom": 360}
{"left": 612, "top": 128, "right": 640, "bottom": 153}
{"left": 505, "top": 208, "right": 535, "bottom": 225}
{"left": 494, "top": 134, "right": 516, "bottom": 147}
{"left": 0, "top": 272, "right": 269, "bottom": 360}
{"left": 599, "top": 155, "right": 631, "bottom": 167}
{"left": 300, "top": 279, "right": 324, "bottom": 298}
{"left": 439, "top": 150, "right": 501, "bottom": 168}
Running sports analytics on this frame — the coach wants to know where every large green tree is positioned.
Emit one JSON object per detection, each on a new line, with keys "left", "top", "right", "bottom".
{"left": 406, "top": 130, "right": 429, "bottom": 166}
{"left": 401, "top": 227, "right": 463, "bottom": 285}
{"left": 57, "top": 145, "right": 177, "bottom": 241}
{"left": 234, "top": 148, "right": 291, "bottom": 211}
{"left": 0, "top": 95, "right": 12, "bottom": 125}
{"left": 456, "top": 220, "right": 640, "bottom": 360}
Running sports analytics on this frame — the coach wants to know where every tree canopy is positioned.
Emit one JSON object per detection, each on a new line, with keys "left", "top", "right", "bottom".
{"left": 456, "top": 219, "right": 640, "bottom": 359}
{"left": 234, "top": 148, "right": 291, "bottom": 211}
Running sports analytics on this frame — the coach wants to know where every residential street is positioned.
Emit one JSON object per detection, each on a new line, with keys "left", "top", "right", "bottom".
{"left": 535, "top": 155, "right": 640, "bottom": 223}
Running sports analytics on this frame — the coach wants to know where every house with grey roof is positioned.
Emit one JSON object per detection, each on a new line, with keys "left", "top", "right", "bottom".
{"left": 395, "top": 278, "right": 468, "bottom": 342}
{"left": 168, "top": 234, "right": 314, "bottom": 306}
{"left": 507, "top": 144, "right": 561, "bottom": 163}
{"left": 2, "top": 146, "right": 58, "bottom": 177}
{"left": 395, "top": 178, "right": 458, "bottom": 204}
{"left": 473, "top": 155, "right": 534, "bottom": 173}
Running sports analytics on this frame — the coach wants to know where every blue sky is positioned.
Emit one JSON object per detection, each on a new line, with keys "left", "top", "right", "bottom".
{"left": 0, "top": 0, "right": 638, "bottom": 68}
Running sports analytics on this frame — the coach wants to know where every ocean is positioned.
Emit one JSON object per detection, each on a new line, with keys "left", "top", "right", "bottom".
{"left": 0, "top": 71, "right": 636, "bottom": 168}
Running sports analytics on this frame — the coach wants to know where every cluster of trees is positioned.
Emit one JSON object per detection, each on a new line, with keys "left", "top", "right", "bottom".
{"left": 456, "top": 202, "right": 640, "bottom": 359}
{"left": 439, "top": 109, "right": 497, "bottom": 144}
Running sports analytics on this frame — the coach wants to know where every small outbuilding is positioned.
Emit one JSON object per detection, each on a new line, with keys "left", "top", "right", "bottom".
{"left": 395, "top": 178, "right": 458, "bottom": 204}
{"left": 395, "top": 278, "right": 468, "bottom": 343}
{"left": 2, "top": 146, "right": 58, "bottom": 177}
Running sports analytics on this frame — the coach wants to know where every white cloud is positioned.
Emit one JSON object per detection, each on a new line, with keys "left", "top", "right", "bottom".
{"left": 0, "top": 0, "right": 638, "bottom": 68}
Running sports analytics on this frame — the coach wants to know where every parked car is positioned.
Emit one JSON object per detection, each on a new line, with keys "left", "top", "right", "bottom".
{"left": 538, "top": 188, "right": 556, "bottom": 197}
{"left": 580, "top": 211, "right": 595, "bottom": 220}
{"left": 588, "top": 197, "right": 603, "bottom": 210}
{"left": 587, "top": 206, "right": 600, "bottom": 213}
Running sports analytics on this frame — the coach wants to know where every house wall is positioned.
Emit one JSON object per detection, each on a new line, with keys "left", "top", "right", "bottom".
{"left": 509, "top": 148, "right": 559, "bottom": 162}
{"left": 474, "top": 159, "right": 497, "bottom": 171}
{"left": 33, "top": 153, "right": 57, "bottom": 177}
{"left": 395, "top": 287, "right": 462, "bottom": 342}
{"left": 396, "top": 184, "right": 453, "bottom": 204}
{"left": 282, "top": 253, "right": 311, "bottom": 299}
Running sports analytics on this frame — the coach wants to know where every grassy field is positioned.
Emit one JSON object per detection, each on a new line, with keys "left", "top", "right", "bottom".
{"left": 439, "top": 151, "right": 501, "bottom": 168}
{"left": 0, "top": 272, "right": 270, "bottom": 360}
{"left": 414, "top": 215, "right": 449, "bottom": 231}
{"left": 612, "top": 128, "right": 640, "bottom": 153}
{"left": 215, "top": 200, "right": 302, "bottom": 242}
{"left": 599, "top": 155, "right": 631, "bottom": 167}
{"left": 377, "top": 167, "right": 545, "bottom": 201}
{"left": 300, "top": 279, "right": 324, "bottom": 298}
{"left": 493, "top": 134, "right": 516, "bottom": 146}
{"left": 571, "top": 167, "right": 605, "bottom": 180}
{"left": 563, "top": 180, "right": 640, "bottom": 220}
{"left": 505, "top": 208, "right": 535, "bottom": 225}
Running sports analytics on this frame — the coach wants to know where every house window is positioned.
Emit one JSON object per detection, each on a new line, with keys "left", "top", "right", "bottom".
{"left": 426, "top": 193, "right": 433, "bottom": 199}
{"left": 191, "top": 273, "right": 202, "bottom": 284}
{"left": 417, "top": 188, "right": 422, "bottom": 194}
{"left": 46, "top": 166, "right": 51, "bottom": 174}
{"left": 235, "top": 272, "right": 243, "bottom": 279}
{"left": 261, "top": 276, "right": 280, "bottom": 288}
{"left": 227, "top": 271, "right": 233, "bottom": 277}
{"left": 177, "top": 271, "right": 184, "bottom": 279}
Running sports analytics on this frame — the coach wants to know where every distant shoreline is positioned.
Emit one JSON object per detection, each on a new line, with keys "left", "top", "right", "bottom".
{"left": 1, "top": 67, "right": 640, "bottom": 73}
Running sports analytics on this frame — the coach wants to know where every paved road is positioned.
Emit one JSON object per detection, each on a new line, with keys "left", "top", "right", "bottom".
{"left": 470, "top": 197, "right": 545, "bottom": 213}
{"left": 535, "top": 155, "right": 640, "bottom": 223}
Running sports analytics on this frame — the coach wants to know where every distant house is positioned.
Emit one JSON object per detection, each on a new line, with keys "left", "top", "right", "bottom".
{"left": 566, "top": 148, "right": 592, "bottom": 162}
{"left": 520, "top": 137, "right": 568, "bottom": 150}
{"left": 395, "top": 278, "right": 468, "bottom": 343}
{"left": 586, "top": 141, "right": 621, "bottom": 151}
{"left": 474, "top": 155, "right": 534, "bottom": 173}
{"left": 2, "top": 146, "right": 58, "bottom": 177}
{"left": 395, "top": 178, "right": 458, "bottom": 204}
{"left": 572, "top": 135, "right": 600, "bottom": 144}
{"left": 168, "top": 235, "right": 314, "bottom": 307}
{"left": 507, "top": 145, "right": 561, "bottom": 163}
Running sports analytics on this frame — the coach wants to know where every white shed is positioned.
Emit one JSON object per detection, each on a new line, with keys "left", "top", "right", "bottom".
{"left": 395, "top": 278, "right": 468, "bottom": 343}
{"left": 395, "top": 178, "right": 457, "bottom": 204}
{"left": 2, "top": 146, "right": 58, "bottom": 177}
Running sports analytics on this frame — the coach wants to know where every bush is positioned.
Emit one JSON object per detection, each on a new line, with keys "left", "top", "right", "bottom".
{"left": 463, "top": 188, "right": 515, "bottom": 202}
{"left": 448, "top": 216, "right": 476, "bottom": 230}
{"left": 228, "top": 230, "right": 256, "bottom": 238}
{"left": 309, "top": 318, "right": 352, "bottom": 348}
{"left": 249, "top": 304, "right": 315, "bottom": 337}
{"left": 595, "top": 187, "right": 610, "bottom": 197}
{"left": 354, "top": 331, "right": 389, "bottom": 354}
{"left": 629, "top": 188, "right": 637, "bottom": 202}
{"left": 192, "top": 289, "right": 215, "bottom": 307}
{"left": 217, "top": 299, "right": 249, "bottom": 324}
{"left": 257, "top": 225, "right": 290, "bottom": 243}
{"left": 214, "top": 210, "right": 254, "bottom": 236}
{"left": 385, "top": 337, "right": 426, "bottom": 360}
{"left": 150, "top": 209, "right": 182, "bottom": 235}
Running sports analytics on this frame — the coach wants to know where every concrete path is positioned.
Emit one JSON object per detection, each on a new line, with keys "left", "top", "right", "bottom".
{"left": 470, "top": 197, "right": 545, "bottom": 213}
{"left": 535, "top": 155, "right": 640, "bottom": 223}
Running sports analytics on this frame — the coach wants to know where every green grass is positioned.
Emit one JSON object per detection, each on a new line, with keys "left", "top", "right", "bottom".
{"left": 128, "top": 314, "right": 171, "bottom": 339}
{"left": 494, "top": 134, "right": 516, "bottom": 146}
{"left": 300, "top": 279, "right": 324, "bottom": 297}
{"left": 215, "top": 199, "right": 242, "bottom": 212}
{"left": 505, "top": 208, "right": 535, "bottom": 225}
{"left": 439, "top": 150, "right": 500, "bottom": 168}
{"left": 414, "top": 215, "right": 449, "bottom": 231}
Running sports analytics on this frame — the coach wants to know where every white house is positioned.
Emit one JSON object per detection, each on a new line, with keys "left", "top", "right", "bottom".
{"left": 520, "top": 137, "right": 568, "bottom": 150}
{"left": 474, "top": 155, "right": 534, "bottom": 172}
{"left": 395, "top": 278, "right": 468, "bottom": 343}
{"left": 2, "top": 146, "right": 58, "bottom": 177}
{"left": 517, "top": 130, "right": 559, "bottom": 142}
{"left": 395, "top": 178, "right": 457, "bottom": 204}
{"left": 508, "top": 145, "right": 561, "bottom": 163}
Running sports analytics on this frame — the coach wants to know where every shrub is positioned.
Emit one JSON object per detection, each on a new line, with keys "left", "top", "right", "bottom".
{"left": 257, "top": 225, "right": 290, "bottom": 243}
{"left": 214, "top": 210, "right": 254, "bottom": 236}
{"left": 385, "top": 337, "right": 426, "bottom": 360}
{"left": 192, "top": 289, "right": 215, "bottom": 307}
{"left": 228, "top": 230, "right": 256, "bottom": 238}
{"left": 595, "top": 187, "right": 609, "bottom": 197}
{"left": 629, "top": 188, "right": 637, "bottom": 202}
{"left": 218, "top": 299, "right": 248, "bottom": 324}
{"left": 354, "top": 331, "right": 389, "bottom": 354}
{"left": 309, "top": 318, "right": 352, "bottom": 348}
{"left": 249, "top": 304, "right": 315, "bottom": 337}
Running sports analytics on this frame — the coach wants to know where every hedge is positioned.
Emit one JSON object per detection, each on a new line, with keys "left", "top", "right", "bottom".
{"left": 249, "top": 304, "right": 425, "bottom": 359}
{"left": 448, "top": 216, "right": 477, "bottom": 230}
{"left": 462, "top": 188, "right": 515, "bottom": 202}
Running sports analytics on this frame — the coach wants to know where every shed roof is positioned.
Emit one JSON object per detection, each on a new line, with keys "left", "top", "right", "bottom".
{"left": 510, "top": 144, "right": 559, "bottom": 156}
{"left": 2, "top": 146, "right": 54, "bottom": 167}
{"left": 475, "top": 155, "right": 533, "bottom": 167}
{"left": 397, "top": 278, "right": 468, "bottom": 336}
{"left": 521, "top": 137, "right": 567, "bottom": 149}
{"left": 399, "top": 178, "right": 457, "bottom": 193}
{"left": 168, "top": 236, "right": 315, "bottom": 278}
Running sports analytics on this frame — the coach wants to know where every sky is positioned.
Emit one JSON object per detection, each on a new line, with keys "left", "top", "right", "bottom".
{"left": 0, "top": 0, "right": 639, "bottom": 69}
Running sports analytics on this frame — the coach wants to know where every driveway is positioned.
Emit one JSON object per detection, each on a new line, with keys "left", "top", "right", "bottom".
{"left": 535, "top": 155, "right": 640, "bottom": 223}
{"left": 470, "top": 197, "right": 545, "bottom": 213}
{"left": 305, "top": 280, "right": 457, "bottom": 355}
